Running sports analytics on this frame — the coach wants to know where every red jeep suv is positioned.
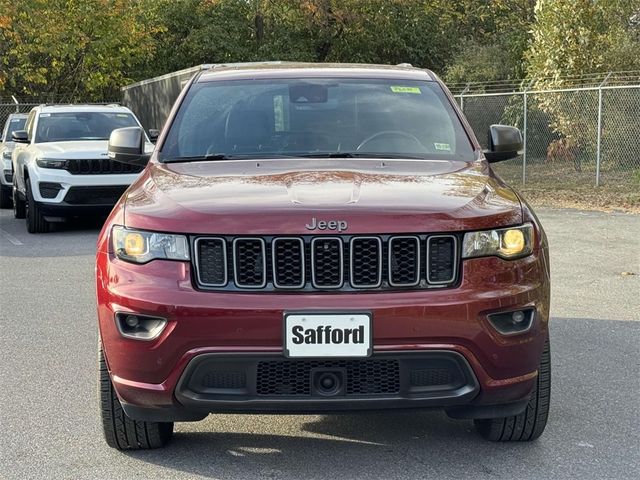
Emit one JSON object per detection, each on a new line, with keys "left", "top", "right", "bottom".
{"left": 96, "top": 63, "right": 550, "bottom": 450}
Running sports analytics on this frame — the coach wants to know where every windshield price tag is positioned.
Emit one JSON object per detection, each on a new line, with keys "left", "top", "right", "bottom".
{"left": 390, "top": 86, "right": 421, "bottom": 94}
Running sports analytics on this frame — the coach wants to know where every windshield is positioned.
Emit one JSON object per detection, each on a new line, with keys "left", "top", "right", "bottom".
{"left": 35, "top": 112, "right": 138, "bottom": 143}
{"left": 160, "top": 78, "right": 474, "bottom": 162}
{"left": 3, "top": 116, "right": 27, "bottom": 141}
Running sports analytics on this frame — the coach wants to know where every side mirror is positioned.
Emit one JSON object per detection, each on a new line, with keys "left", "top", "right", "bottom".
{"left": 148, "top": 129, "right": 160, "bottom": 143}
{"left": 108, "top": 127, "right": 150, "bottom": 166}
{"left": 485, "top": 125, "right": 523, "bottom": 163}
{"left": 11, "top": 130, "right": 29, "bottom": 144}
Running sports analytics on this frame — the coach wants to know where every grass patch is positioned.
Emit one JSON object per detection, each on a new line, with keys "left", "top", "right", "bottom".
{"left": 493, "top": 162, "right": 640, "bottom": 213}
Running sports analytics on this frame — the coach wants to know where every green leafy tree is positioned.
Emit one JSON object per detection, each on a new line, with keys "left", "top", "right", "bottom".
{"left": 143, "top": 0, "right": 466, "bottom": 77}
{"left": 526, "top": 0, "right": 640, "bottom": 170}
{"left": 443, "top": 0, "right": 536, "bottom": 84}
{"left": 528, "top": 0, "right": 640, "bottom": 84}
{"left": 0, "top": 0, "right": 159, "bottom": 100}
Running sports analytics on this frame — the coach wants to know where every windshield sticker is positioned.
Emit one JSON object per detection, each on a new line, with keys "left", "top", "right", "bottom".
{"left": 116, "top": 113, "right": 129, "bottom": 117}
{"left": 434, "top": 143, "right": 451, "bottom": 151}
{"left": 40, "top": 113, "right": 51, "bottom": 117}
{"left": 10, "top": 119, "right": 20, "bottom": 122}
{"left": 390, "top": 86, "right": 421, "bottom": 94}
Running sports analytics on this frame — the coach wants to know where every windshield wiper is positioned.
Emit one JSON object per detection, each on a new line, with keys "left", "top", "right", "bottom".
{"left": 297, "top": 152, "right": 429, "bottom": 159}
{"left": 163, "top": 153, "right": 296, "bottom": 163}
{"left": 163, "top": 152, "right": 431, "bottom": 162}
{"left": 164, "top": 153, "right": 249, "bottom": 162}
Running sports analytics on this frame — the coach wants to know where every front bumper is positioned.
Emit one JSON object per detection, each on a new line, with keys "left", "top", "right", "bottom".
{"left": 1, "top": 157, "right": 12, "bottom": 187}
{"left": 97, "top": 249, "right": 550, "bottom": 420}
{"left": 37, "top": 185, "right": 129, "bottom": 220}
{"left": 39, "top": 204, "right": 120, "bottom": 220}
{"left": 27, "top": 167, "right": 138, "bottom": 203}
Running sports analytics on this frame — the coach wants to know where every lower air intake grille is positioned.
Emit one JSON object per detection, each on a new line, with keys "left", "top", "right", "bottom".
{"left": 410, "top": 368, "right": 455, "bottom": 387}
{"left": 63, "top": 185, "right": 128, "bottom": 205}
{"left": 39, "top": 182, "right": 63, "bottom": 199}
{"left": 256, "top": 359, "right": 401, "bottom": 396}
{"left": 201, "top": 370, "right": 246, "bottom": 390}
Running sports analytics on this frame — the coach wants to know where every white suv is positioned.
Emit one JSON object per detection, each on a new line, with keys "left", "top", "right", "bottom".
{"left": 0, "top": 113, "right": 28, "bottom": 208}
{"left": 11, "top": 104, "right": 152, "bottom": 233}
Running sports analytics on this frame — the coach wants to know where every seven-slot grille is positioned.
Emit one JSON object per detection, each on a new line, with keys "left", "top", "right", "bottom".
{"left": 194, "top": 234, "right": 458, "bottom": 292}
{"left": 64, "top": 158, "right": 144, "bottom": 175}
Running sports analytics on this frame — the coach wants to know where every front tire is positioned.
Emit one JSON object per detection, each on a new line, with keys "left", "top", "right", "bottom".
{"left": 474, "top": 339, "right": 551, "bottom": 442}
{"left": 13, "top": 184, "right": 26, "bottom": 219}
{"left": 99, "top": 345, "right": 173, "bottom": 450}
{"left": 25, "top": 181, "right": 49, "bottom": 233}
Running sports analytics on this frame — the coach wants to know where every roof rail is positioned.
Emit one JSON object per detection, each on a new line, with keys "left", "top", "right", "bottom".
{"left": 208, "top": 61, "right": 291, "bottom": 70}
{"left": 38, "top": 103, "right": 122, "bottom": 107}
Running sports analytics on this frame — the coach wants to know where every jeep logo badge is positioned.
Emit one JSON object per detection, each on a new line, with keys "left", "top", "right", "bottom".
{"left": 305, "top": 217, "right": 348, "bottom": 232}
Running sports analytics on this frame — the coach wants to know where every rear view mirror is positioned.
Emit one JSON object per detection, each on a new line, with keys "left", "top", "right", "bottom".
{"left": 290, "top": 83, "right": 328, "bottom": 103}
{"left": 11, "top": 130, "right": 29, "bottom": 144}
{"left": 108, "top": 127, "right": 150, "bottom": 166}
{"left": 485, "top": 125, "right": 523, "bottom": 163}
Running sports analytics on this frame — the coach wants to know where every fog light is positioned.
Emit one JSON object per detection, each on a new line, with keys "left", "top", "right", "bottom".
{"left": 125, "top": 315, "right": 139, "bottom": 327}
{"left": 116, "top": 312, "right": 167, "bottom": 340}
{"left": 512, "top": 310, "right": 525, "bottom": 324}
{"left": 487, "top": 309, "right": 534, "bottom": 335}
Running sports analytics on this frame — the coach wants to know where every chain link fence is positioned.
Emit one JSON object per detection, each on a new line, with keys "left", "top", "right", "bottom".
{"left": 3, "top": 75, "right": 639, "bottom": 191}
{"left": 452, "top": 77, "right": 640, "bottom": 189}
{"left": 0, "top": 99, "right": 120, "bottom": 137}
{"left": 0, "top": 102, "right": 39, "bottom": 134}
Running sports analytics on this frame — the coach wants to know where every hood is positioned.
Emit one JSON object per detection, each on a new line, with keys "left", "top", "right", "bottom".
{"left": 33, "top": 140, "right": 109, "bottom": 159}
{"left": 124, "top": 158, "right": 522, "bottom": 234}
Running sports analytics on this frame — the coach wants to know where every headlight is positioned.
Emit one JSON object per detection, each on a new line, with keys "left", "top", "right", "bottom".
{"left": 462, "top": 223, "right": 534, "bottom": 260}
{"left": 36, "top": 158, "right": 67, "bottom": 169}
{"left": 112, "top": 226, "right": 190, "bottom": 264}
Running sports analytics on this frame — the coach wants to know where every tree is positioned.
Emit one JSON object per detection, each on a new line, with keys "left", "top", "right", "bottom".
{"left": 527, "top": 0, "right": 640, "bottom": 84}
{"left": 443, "top": 0, "right": 537, "bottom": 84}
{"left": 143, "top": 0, "right": 461, "bottom": 76}
{"left": 0, "top": 0, "right": 158, "bottom": 100}
{"left": 525, "top": 0, "right": 640, "bottom": 170}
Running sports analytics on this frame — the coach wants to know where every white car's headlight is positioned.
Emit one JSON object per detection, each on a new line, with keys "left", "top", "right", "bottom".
{"left": 36, "top": 158, "right": 67, "bottom": 169}
{"left": 112, "top": 226, "right": 190, "bottom": 264}
{"left": 462, "top": 223, "right": 534, "bottom": 260}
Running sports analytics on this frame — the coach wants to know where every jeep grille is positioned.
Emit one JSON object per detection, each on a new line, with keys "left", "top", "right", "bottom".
{"left": 193, "top": 234, "right": 459, "bottom": 292}
{"left": 63, "top": 159, "right": 144, "bottom": 175}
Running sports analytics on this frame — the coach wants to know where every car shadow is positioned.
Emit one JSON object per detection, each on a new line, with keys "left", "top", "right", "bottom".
{"left": 121, "top": 411, "right": 544, "bottom": 479}
{"left": 45, "top": 216, "right": 107, "bottom": 233}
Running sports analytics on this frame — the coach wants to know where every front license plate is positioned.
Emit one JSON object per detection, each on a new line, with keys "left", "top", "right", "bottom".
{"left": 284, "top": 313, "right": 372, "bottom": 358}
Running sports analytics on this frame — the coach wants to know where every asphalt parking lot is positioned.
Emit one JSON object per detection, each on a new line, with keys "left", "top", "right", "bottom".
{"left": 0, "top": 207, "right": 638, "bottom": 480}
